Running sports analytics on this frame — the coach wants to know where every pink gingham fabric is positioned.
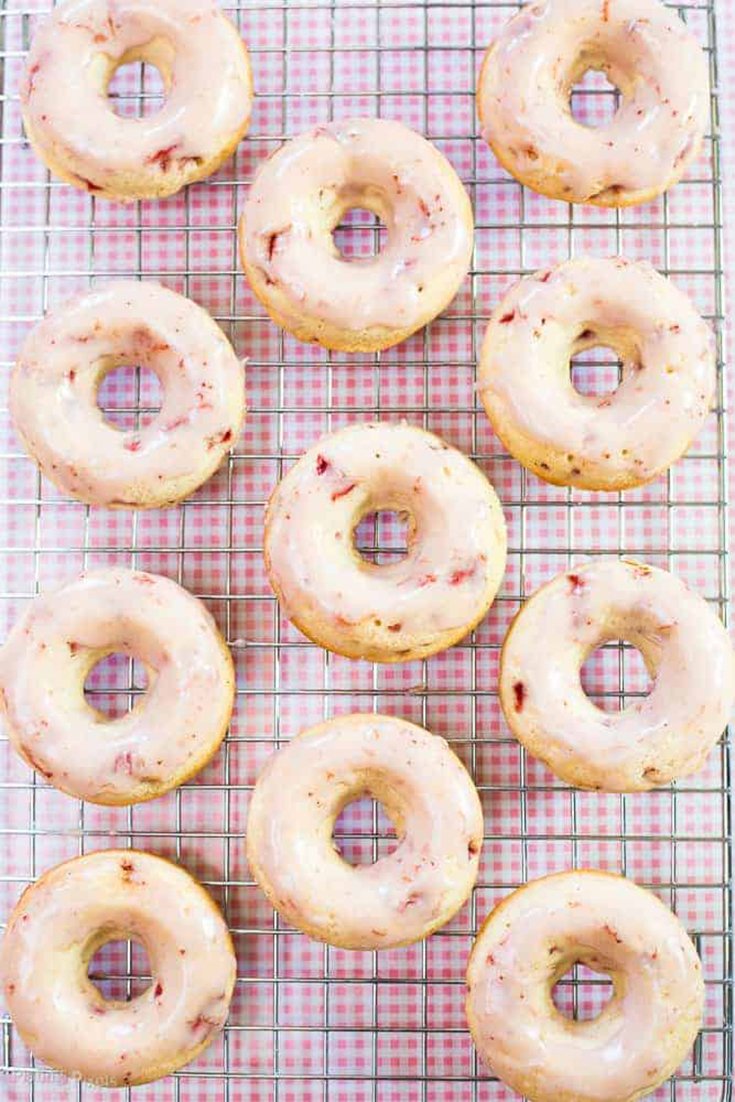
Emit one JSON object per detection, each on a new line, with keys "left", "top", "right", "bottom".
{"left": 0, "top": 1, "right": 732, "bottom": 1099}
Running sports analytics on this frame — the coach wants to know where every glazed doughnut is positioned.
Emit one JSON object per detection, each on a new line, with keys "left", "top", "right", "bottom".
{"left": 239, "top": 118, "right": 474, "bottom": 351}
{"left": 477, "top": 0, "right": 709, "bottom": 206}
{"left": 466, "top": 870, "right": 704, "bottom": 1102}
{"left": 478, "top": 257, "right": 715, "bottom": 491}
{"left": 21, "top": 0, "right": 252, "bottom": 202}
{"left": 0, "top": 569, "right": 235, "bottom": 805}
{"left": 246, "top": 714, "right": 484, "bottom": 950}
{"left": 11, "top": 281, "right": 245, "bottom": 509}
{"left": 499, "top": 559, "right": 735, "bottom": 792}
{"left": 264, "top": 422, "right": 507, "bottom": 662}
{"left": 0, "top": 850, "right": 236, "bottom": 1087}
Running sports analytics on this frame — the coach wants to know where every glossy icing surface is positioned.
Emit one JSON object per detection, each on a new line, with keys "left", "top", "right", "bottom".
{"left": 264, "top": 422, "right": 507, "bottom": 661}
{"left": 478, "top": 257, "right": 715, "bottom": 490}
{"left": 0, "top": 569, "right": 235, "bottom": 805}
{"left": 466, "top": 871, "right": 704, "bottom": 1102}
{"left": 0, "top": 850, "right": 236, "bottom": 1086}
{"left": 11, "top": 280, "right": 246, "bottom": 508}
{"left": 247, "top": 714, "right": 484, "bottom": 950}
{"left": 499, "top": 559, "right": 735, "bottom": 791}
{"left": 477, "top": 0, "right": 709, "bottom": 204}
{"left": 21, "top": 0, "right": 252, "bottom": 200}
{"left": 240, "top": 118, "right": 474, "bottom": 347}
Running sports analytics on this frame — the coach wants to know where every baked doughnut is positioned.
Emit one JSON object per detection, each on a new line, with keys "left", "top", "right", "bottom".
{"left": 264, "top": 422, "right": 507, "bottom": 662}
{"left": 11, "top": 281, "right": 245, "bottom": 509}
{"left": 246, "top": 714, "right": 484, "bottom": 950}
{"left": 478, "top": 257, "right": 715, "bottom": 491}
{"left": 21, "top": 0, "right": 252, "bottom": 202}
{"left": 477, "top": 0, "right": 709, "bottom": 206}
{"left": 0, "top": 850, "right": 236, "bottom": 1087}
{"left": 466, "top": 870, "right": 704, "bottom": 1102}
{"left": 0, "top": 569, "right": 235, "bottom": 805}
{"left": 239, "top": 118, "right": 474, "bottom": 351}
{"left": 499, "top": 559, "right": 735, "bottom": 791}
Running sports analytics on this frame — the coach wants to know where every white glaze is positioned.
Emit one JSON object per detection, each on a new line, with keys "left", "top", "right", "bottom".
{"left": 246, "top": 714, "right": 484, "bottom": 950}
{"left": 499, "top": 559, "right": 735, "bottom": 791}
{"left": 478, "top": 257, "right": 715, "bottom": 491}
{"left": 11, "top": 281, "right": 246, "bottom": 508}
{"left": 466, "top": 871, "right": 704, "bottom": 1102}
{"left": 239, "top": 118, "right": 474, "bottom": 350}
{"left": 21, "top": 0, "right": 252, "bottom": 201}
{"left": 264, "top": 422, "right": 507, "bottom": 662}
{"left": 0, "top": 569, "right": 235, "bottom": 805}
{"left": 0, "top": 850, "right": 236, "bottom": 1087}
{"left": 477, "top": 0, "right": 709, "bottom": 205}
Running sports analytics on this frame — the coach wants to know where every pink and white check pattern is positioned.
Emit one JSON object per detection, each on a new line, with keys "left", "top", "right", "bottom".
{"left": 0, "top": 1, "right": 732, "bottom": 1099}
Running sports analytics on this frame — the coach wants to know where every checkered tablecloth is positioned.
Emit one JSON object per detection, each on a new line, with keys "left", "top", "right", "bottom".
{"left": 0, "top": 1, "right": 732, "bottom": 1099}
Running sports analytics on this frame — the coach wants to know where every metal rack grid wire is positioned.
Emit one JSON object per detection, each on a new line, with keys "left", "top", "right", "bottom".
{"left": 0, "top": 0, "right": 731, "bottom": 1099}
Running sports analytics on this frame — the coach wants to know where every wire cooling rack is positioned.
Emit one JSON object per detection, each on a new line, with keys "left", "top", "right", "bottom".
{"left": 0, "top": 0, "right": 732, "bottom": 1099}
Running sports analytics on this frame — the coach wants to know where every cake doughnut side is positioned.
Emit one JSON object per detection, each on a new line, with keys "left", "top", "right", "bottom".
{"left": 0, "top": 850, "right": 236, "bottom": 1087}
{"left": 11, "top": 281, "right": 246, "bottom": 509}
{"left": 21, "top": 0, "right": 253, "bottom": 202}
{"left": 466, "top": 870, "right": 704, "bottom": 1102}
{"left": 239, "top": 118, "right": 474, "bottom": 352}
{"left": 0, "top": 569, "right": 235, "bottom": 805}
{"left": 264, "top": 422, "right": 507, "bottom": 662}
{"left": 477, "top": 0, "right": 709, "bottom": 206}
{"left": 246, "top": 714, "right": 484, "bottom": 950}
{"left": 478, "top": 257, "right": 715, "bottom": 491}
{"left": 498, "top": 559, "right": 735, "bottom": 791}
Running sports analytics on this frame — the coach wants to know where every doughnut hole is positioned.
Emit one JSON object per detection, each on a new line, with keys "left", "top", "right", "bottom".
{"left": 552, "top": 961, "right": 615, "bottom": 1021}
{"left": 102, "top": 38, "right": 174, "bottom": 120}
{"left": 354, "top": 509, "right": 412, "bottom": 566}
{"left": 569, "top": 67, "right": 620, "bottom": 128}
{"left": 333, "top": 206, "right": 389, "bottom": 259}
{"left": 570, "top": 344, "right": 622, "bottom": 397}
{"left": 570, "top": 325, "right": 642, "bottom": 399}
{"left": 84, "top": 653, "right": 149, "bottom": 721}
{"left": 332, "top": 794, "right": 399, "bottom": 865}
{"left": 580, "top": 640, "right": 653, "bottom": 713}
{"left": 87, "top": 936, "right": 152, "bottom": 1001}
{"left": 107, "top": 60, "right": 167, "bottom": 119}
{"left": 97, "top": 363, "right": 163, "bottom": 432}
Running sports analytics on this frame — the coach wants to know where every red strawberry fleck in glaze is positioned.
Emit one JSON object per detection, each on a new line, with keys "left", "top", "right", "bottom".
{"left": 331, "top": 482, "right": 357, "bottom": 501}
